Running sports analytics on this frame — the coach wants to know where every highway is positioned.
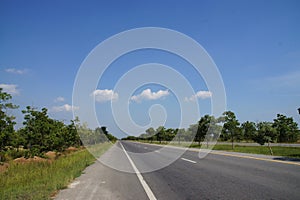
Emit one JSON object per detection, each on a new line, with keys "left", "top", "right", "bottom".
{"left": 56, "top": 141, "right": 300, "bottom": 200}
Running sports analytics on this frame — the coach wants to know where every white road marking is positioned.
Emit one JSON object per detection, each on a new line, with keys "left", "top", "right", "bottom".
{"left": 120, "top": 142, "right": 157, "bottom": 200}
{"left": 154, "top": 150, "right": 160, "bottom": 153}
{"left": 144, "top": 147, "right": 148, "bottom": 149}
{"left": 181, "top": 158, "right": 197, "bottom": 164}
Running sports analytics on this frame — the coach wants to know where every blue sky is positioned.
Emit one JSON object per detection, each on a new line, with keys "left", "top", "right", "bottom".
{"left": 1, "top": 0, "right": 300, "bottom": 138}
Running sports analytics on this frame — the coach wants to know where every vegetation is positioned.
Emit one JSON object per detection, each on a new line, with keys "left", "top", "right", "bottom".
{"left": 212, "top": 145, "right": 300, "bottom": 158}
{"left": 0, "top": 143, "right": 112, "bottom": 200}
{"left": 123, "top": 111, "right": 300, "bottom": 153}
{"left": 0, "top": 88, "right": 117, "bottom": 199}
{"left": 0, "top": 88, "right": 117, "bottom": 162}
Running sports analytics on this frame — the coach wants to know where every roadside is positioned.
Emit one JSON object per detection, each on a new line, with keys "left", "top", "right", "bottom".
{"left": 132, "top": 140, "right": 300, "bottom": 161}
{"left": 55, "top": 142, "right": 149, "bottom": 200}
{"left": 0, "top": 143, "right": 112, "bottom": 200}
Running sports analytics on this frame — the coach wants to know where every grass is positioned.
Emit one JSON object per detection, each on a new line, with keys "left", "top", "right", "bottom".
{"left": 211, "top": 145, "right": 300, "bottom": 158}
{"left": 136, "top": 140, "right": 300, "bottom": 158}
{"left": 0, "top": 142, "right": 112, "bottom": 200}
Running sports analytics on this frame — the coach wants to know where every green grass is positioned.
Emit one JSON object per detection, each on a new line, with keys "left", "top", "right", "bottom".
{"left": 137, "top": 140, "right": 300, "bottom": 158}
{"left": 211, "top": 145, "right": 300, "bottom": 158}
{"left": 0, "top": 142, "right": 112, "bottom": 200}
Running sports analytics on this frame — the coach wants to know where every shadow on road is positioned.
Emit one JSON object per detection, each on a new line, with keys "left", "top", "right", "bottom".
{"left": 273, "top": 156, "right": 300, "bottom": 162}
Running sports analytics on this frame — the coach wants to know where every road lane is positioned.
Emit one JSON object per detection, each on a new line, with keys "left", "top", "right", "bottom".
{"left": 121, "top": 141, "right": 300, "bottom": 200}
{"left": 56, "top": 141, "right": 300, "bottom": 200}
{"left": 55, "top": 142, "right": 149, "bottom": 200}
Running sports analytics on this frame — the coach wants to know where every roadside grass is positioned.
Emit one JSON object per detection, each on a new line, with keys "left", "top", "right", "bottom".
{"left": 0, "top": 142, "right": 112, "bottom": 200}
{"left": 136, "top": 140, "right": 300, "bottom": 158}
{"left": 210, "top": 145, "right": 300, "bottom": 158}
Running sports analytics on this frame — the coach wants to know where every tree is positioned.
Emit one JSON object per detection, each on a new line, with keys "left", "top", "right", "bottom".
{"left": 273, "top": 114, "right": 299, "bottom": 143}
{"left": 205, "top": 116, "right": 223, "bottom": 148}
{"left": 0, "top": 88, "right": 18, "bottom": 161}
{"left": 196, "top": 115, "right": 213, "bottom": 146}
{"left": 19, "top": 106, "right": 81, "bottom": 154}
{"left": 156, "top": 126, "right": 166, "bottom": 143}
{"left": 145, "top": 127, "right": 156, "bottom": 142}
{"left": 176, "top": 128, "right": 185, "bottom": 144}
{"left": 165, "top": 128, "right": 176, "bottom": 141}
{"left": 221, "top": 111, "right": 241, "bottom": 149}
{"left": 254, "top": 122, "right": 277, "bottom": 155}
{"left": 241, "top": 121, "right": 256, "bottom": 142}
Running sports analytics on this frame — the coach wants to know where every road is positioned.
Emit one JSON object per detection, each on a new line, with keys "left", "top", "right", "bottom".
{"left": 56, "top": 141, "right": 300, "bottom": 200}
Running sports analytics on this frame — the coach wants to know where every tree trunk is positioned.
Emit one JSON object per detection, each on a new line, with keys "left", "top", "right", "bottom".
{"left": 206, "top": 139, "right": 209, "bottom": 149}
{"left": 268, "top": 141, "right": 273, "bottom": 155}
{"left": 231, "top": 134, "right": 234, "bottom": 150}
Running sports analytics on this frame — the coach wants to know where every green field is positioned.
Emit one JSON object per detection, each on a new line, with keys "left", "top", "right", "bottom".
{"left": 0, "top": 142, "right": 112, "bottom": 200}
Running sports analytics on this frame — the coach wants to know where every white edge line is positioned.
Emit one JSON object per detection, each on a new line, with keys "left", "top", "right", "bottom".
{"left": 119, "top": 142, "right": 157, "bottom": 200}
{"left": 181, "top": 157, "right": 197, "bottom": 164}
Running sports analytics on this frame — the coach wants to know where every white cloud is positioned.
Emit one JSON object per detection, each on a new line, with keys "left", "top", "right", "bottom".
{"left": 5, "top": 68, "right": 27, "bottom": 75}
{"left": 91, "top": 89, "right": 119, "bottom": 103}
{"left": 52, "top": 104, "right": 79, "bottom": 112}
{"left": 131, "top": 89, "right": 170, "bottom": 103}
{"left": 185, "top": 90, "right": 212, "bottom": 102}
{"left": 0, "top": 84, "right": 20, "bottom": 95}
{"left": 54, "top": 96, "right": 65, "bottom": 102}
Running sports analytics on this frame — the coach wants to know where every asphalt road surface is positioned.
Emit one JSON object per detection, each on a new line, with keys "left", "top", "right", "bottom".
{"left": 56, "top": 141, "right": 300, "bottom": 200}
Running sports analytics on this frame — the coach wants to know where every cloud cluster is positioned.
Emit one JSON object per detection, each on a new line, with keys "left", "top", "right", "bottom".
{"left": 131, "top": 89, "right": 170, "bottom": 103}
{"left": 91, "top": 89, "right": 119, "bottom": 102}
{"left": 5, "top": 68, "right": 27, "bottom": 75}
{"left": 52, "top": 104, "right": 79, "bottom": 112}
{"left": 54, "top": 96, "right": 65, "bottom": 102}
{"left": 0, "top": 84, "right": 20, "bottom": 95}
{"left": 185, "top": 90, "right": 212, "bottom": 102}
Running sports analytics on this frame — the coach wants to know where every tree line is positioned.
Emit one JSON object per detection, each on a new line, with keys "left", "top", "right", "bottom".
{"left": 123, "top": 111, "right": 300, "bottom": 149}
{"left": 0, "top": 88, "right": 116, "bottom": 162}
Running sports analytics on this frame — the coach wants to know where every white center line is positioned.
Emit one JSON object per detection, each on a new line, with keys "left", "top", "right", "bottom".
{"left": 120, "top": 142, "right": 157, "bottom": 200}
{"left": 181, "top": 157, "right": 197, "bottom": 164}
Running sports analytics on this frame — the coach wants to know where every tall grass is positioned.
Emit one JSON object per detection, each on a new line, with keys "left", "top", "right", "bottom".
{"left": 0, "top": 142, "right": 112, "bottom": 200}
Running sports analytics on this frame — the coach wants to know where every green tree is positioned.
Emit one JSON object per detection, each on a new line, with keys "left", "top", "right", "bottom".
{"left": 196, "top": 115, "right": 213, "bottom": 146}
{"left": 0, "top": 88, "right": 18, "bottom": 161}
{"left": 145, "top": 127, "right": 156, "bottom": 142}
{"left": 241, "top": 121, "right": 256, "bottom": 142}
{"left": 156, "top": 126, "right": 166, "bottom": 143}
{"left": 273, "top": 114, "right": 299, "bottom": 143}
{"left": 165, "top": 128, "right": 176, "bottom": 141}
{"left": 254, "top": 122, "right": 277, "bottom": 155}
{"left": 176, "top": 128, "right": 185, "bottom": 144}
{"left": 221, "top": 111, "right": 241, "bottom": 149}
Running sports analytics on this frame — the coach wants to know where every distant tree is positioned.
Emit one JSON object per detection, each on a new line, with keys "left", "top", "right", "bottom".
{"left": 241, "top": 121, "right": 256, "bottom": 142}
{"left": 156, "top": 126, "right": 166, "bottom": 143}
{"left": 221, "top": 111, "right": 241, "bottom": 149}
{"left": 176, "top": 128, "right": 185, "bottom": 144}
{"left": 145, "top": 127, "right": 156, "bottom": 142}
{"left": 273, "top": 114, "right": 299, "bottom": 143}
{"left": 254, "top": 122, "right": 277, "bottom": 155}
{"left": 0, "top": 88, "right": 18, "bottom": 161}
{"left": 205, "top": 116, "right": 223, "bottom": 148}
{"left": 196, "top": 115, "right": 213, "bottom": 146}
{"left": 165, "top": 128, "right": 176, "bottom": 141}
